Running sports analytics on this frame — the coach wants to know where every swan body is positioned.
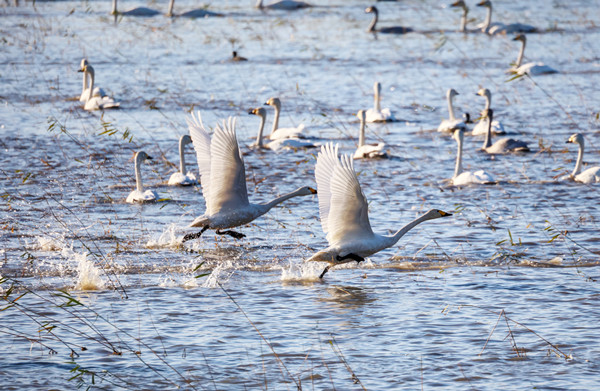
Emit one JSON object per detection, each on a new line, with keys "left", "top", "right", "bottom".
{"left": 476, "top": 1, "right": 537, "bottom": 35}
{"left": 509, "top": 34, "right": 558, "bottom": 76}
{"left": 566, "top": 133, "right": 600, "bottom": 184}
{"left": 78, "top": 59, "right": 105, "bottom": 103}
{"left": 353, "top": 110, "right": 387, "bottom": 159}
{"left": 182, "top": 113, "right": 316, "bottom": 241}
{"left": 472, "top": 88, "right": 506, "bottom": 136}
{"left": 452, "top": 128, "right": 494, "bottom": 185}
{"left": 481, "top": 109, "right": 529, "bottom": 154}
{"left": 167, "top": 0, "right": 223, "bottom": 17}
{"left": 126, "top": 151, "right": 158, "bottom": 203}
{"left": 264, "top": 97, "right": 306, "bottom": 140}
{"left": 256, "top": 0, "right": 310, "bottom": 10}
{"left": 79, "top": 63, "right": 119, "bottom": 111}
{"left": 365, "top": 6, "right": 413, "bottom": 34}
{"left": 365, "top": 82, "right": 395, "bottom": 123}
{"left": 306, "top": 143, "right": 452, "bottom": 278}
{"left": 248, "top": 108, "right": 315, "bottom": 151}
{"left": 168, "top": 135, "right": 198, "bottom": 186}
{"left": 438, "top": 89, "right": 467, "bottom": 133}
{"left": 111, "top": 0, "right": 160, "bottom": 16}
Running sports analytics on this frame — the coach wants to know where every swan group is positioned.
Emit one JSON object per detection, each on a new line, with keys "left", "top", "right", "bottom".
{"left": 248, "top": 107, "right": 316, "bottom": 151}
{"left": 472, "top": 88, "right": 506, "bottom": 136}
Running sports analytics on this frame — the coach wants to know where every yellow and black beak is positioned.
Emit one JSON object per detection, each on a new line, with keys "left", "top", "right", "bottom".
{"left": 439, "top": 210, "right": 453, "bottom": 217}
{"left": 309, "top": 187, "right": 317, "bottom": 194}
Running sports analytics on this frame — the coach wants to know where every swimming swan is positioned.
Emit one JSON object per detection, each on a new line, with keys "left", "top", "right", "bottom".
{"left": 353, "top": 110, "right": 387, "bottom": 159}
{"left": 182, "top": 113, "right": 317, "bottom": 242}
{"left": 438, "top": 89, "right": 467, "bottom": 133}
{"left": 365, "top": 82, "right": 395, "bottom": 123}
{"left": 78, "top": 63, "right": 120, "bottom": 111}
{"left": 256, "top": 0, "right": 311, "bottom": 10}
{"left": 452, "top": 128, "right": 494, "bottom": 185}
{"left": 565, "top": 133, "right": 600, "bottom": 184}
{"left": 365, "top": 6, "right": 413, "bottom": 34}
{"left": 476, "top": 0, "right": 537, "bottom": 35}
{"left": 481, "top": 109, "right": 529, "bottom": 154}
{"left": 167, "top": 0, "right": 223, "bottom": 17}
{"left": 111, "top": 0, "right": 160, "bottom": 16}
{"left": 509, "top": 34, "right": 558, "bottom": 76}
{"left": 126, "top": 151, "right": 158, "bottom": 203}
{"left": 78, "top": 59, "right": 105, "bottom": 102}
{"left": 248, "top": 107, "right": 315, "bottom": 151}
{"left": 450, "top": 0, "right": 469, "bottom": 33}
{"left": 305, "top": 143, "right": 452, "bottom": 278}
{"left": 472, "top": 88, "right": 506, "bottom": 136}
{"left": 264, "top": 97, "right": 306, "bottom": 140}
{"left": 168, "top": 135, "right": 198, "bottom": 186}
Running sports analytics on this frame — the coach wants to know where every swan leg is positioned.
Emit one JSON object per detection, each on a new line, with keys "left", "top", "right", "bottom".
{"left": 182, "top": 226, "right": 209, "bottom": 242}
{"left": 216, "top": 229, "right": 246, "bottom": 239}
{"left": 319, "top": 265, "right": 331, "bottom": 279}
{"left": 336, "top": 253, "right": 365, "bottom": 264}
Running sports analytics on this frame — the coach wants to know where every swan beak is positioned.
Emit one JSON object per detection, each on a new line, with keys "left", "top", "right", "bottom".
{"left": 77, "top": 68, "right": 84, "bottom": 73}
{"left": 439, "top": 210, "right": 453, "bottom": 217}
{"left": 147, "top": 155, "right": 153, "bottom": 160}
{"left": 476, "top": 1, "right": 487, "bottom": 6}
{"left": 309, "top": 187, "right": 317, "bottom": 194}
{"left": 247, "top": 108, "right": 256, "bottom": 115}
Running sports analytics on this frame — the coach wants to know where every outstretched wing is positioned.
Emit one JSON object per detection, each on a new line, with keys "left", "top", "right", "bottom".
{"left": 314, "top": 143, "right": 338, "bottom": 234}
{"left": 187, "top": 111, "right": 213, "bottom": 209}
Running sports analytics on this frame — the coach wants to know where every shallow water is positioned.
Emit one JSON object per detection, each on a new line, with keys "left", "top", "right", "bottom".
{"left": 1, "top": 0, "right": 600, "bottom": 389}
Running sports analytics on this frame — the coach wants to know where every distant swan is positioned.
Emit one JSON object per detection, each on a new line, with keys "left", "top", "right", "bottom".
{"left": 306, "top": 143, "right": 452, "bottom": 278}
{"left": 509, "top": 34, "right": 558, "bottom": 76}
{"left": 78, "top": 63, "right": 120, "bottom": 111}
{"left": 565, "top": 133, "right": 600, "bottom": 184}
{"left": 452, "top": 128, "right": 494, "bottom": 185}
{"left": 111, "top": 0, "right": 160, "bottom": 16}
{"left": 182, "top": 113, "right": 317, "bottom": 242}
{"left": 168, "top": 135, "right": 198, "bottom": 186}
{"left": 256, "top": 0, "right": 311, "bottom": 10}
{"left": 476, "top": 0, "right": 537, "bottom": 35}
{"left": 472, "top": 88, "right": 506, "bottom": 136}
{"left": 167, "top": 0, "right": 223, "bottom": 17}
{"left": 353, "top": 110, "right": 387, "bottom": 159}
{"left": 126, "top": 151, "right": 158, "bottom": 203}
{"left": 438, "top": 89, "right": 467, "bottom": 133}
{"left": 248, "top": 107, "right": 316, "bottom": 151}
{"left": 450, "top": 0, "right": 469, "bottom": 33}
{"left": 78, "top": 59, "right": 105, "bottom": 102}
{"left": 365, "top": 82, "right": 395, "bottom": 123}
{"left": 365, "top": 6, "right": 413, "bottom": 34}
{"left": 481, "top": 109, "right": 529, "bottom": 154}
{"left": 264, "top": 97, "right": 306, "bottom": 140}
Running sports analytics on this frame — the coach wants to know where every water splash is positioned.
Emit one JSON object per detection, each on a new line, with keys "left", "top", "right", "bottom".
{"left": 146, "top": 223, "right": 187, "bottom": 249}
{"left": 35, "top": 235, "right": 65, "bottom": 251}
{"left": 280, "top": 261, "right": 325, "bottom": 282}
{"left": 68, "top": 250, "right": 105, "bottom": 291}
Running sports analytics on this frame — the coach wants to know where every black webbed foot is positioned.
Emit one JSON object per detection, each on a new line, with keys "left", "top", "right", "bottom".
{"left": 182, "top": 226, "right": 209, "bottom": 242}
{"left": 216, "top": 229, "right": 246, "bottom": 239}
{"left": 319, "top": 265, "right": 330, "bottom": 279}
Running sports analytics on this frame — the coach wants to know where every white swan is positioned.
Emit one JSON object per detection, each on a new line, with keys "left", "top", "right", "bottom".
{"left": 472, "top": 88, "right": 506, "bottom": 136}
{"left": 305, "top": 143, "right": 452, "bottom": 278}
{"left": 452, "top": 128, "right": 494, "bottom": 185}
{"left": 182, "top": 113, "right": 317, "bottom": 242}
{"left": 509, "top": 34, "right": 558, "bottom": 76}
{"left": 167, "top": 0, "right": 222, "bottom": 17}
{"left": 126, "top": 151, "right": 158, "bottom": 203}
{"left": 78, "top": 59, "right": 105, "bottom": 103}
{"left": 565, "top": 133, "right": 600, "bottom": 184}
{"left": 79, "top": 63, "right": 120, "bottom": 111}
{"left": 111, "top": 0, "right": 160, "bottom": 16}
{"left": 365, "top": 6, "right": 413, "bottom": 34}
{"left": 256, "top": 0, "right": 311, "bottom": 10}
{"left": 353, "top": 110, "right": 387, "bottom": 159}
{"left": 476, "top": 0, "right": 537, "bottom": 35}
{"left": 438, "top": 89, "right": 467, "bottom": 133}
{"left": 248, "top": 107, "right": 316, "bottom": 151}
{"left": 481, "top": 109, "right": 529, "bottom": 154}
{"left": 365, "top": 82, "right": 395, "bottom": 123}
{"left": 450, "top": 0, "right": 469, "bottom": 33}
{"left": 168, "top": 135, "right": 198, "bottom": 186}
{"left": 264, "top": 97, "right": 306, "bottom": 140}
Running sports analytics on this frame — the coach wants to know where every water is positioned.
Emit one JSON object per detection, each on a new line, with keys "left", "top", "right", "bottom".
{"left": 1, "top": 0, "right": 600, "bottom": 389}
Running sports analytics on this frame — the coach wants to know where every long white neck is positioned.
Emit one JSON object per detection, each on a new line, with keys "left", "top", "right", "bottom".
{"left": 374, "top": 83, "right": 381, "bottom": 112}
{"left": 388, "top": 213, "right": 436, "bottom": 247}
{"left": 448, "top": 94, "right": 457, "bottom": 121}
{"left": 259, "top": 187, "right": 310, "bottom": 214}
{"left": 459, "top": 8, "right": 467, "bottom": 32}
{"left": 256, "top": 0, "right": 263, "bottom": 9}
{"left": 368, "top": 10, "right": 378, "bottom": 32}
{"left": 483, "top": 93, "right": 491, "bottom": 110}
{"left": 270, "top": 105, "right": 281, "bottom": 136}
{"left": 167, "top": 0, "right": 174, "bottom": 16}
{"left": 482, "top": 113, "right": 493, "bottom": 149}
{"left": 358, "top": 115, "right": 366, "bottom": 147}
{"left": 454, "top": 133, "right": 464, "bottom": 178}
{"left": 572, "top": 139, "right": 584, "bottom": 177}
{"left": 483, "top": 5, "right": 492, "bottom": 32}
{"left": 134, "top": 155, "right": 145, "bottom": 193}
{"left": 86, "top": 67, "right": 95, "bottom": 103}
{"left": 516, "top": 39, "right": 526, "bottom": 67}
{"left": 111, "top": 0, "right": 117, "bottom": 15}
{"left": 255, "top": 114, "right": 266, "bottom": 148}
{"left": 178, "top": 137, "right": 187, "bottom": 175}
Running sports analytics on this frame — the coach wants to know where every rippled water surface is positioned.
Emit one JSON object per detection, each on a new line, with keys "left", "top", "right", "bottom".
{"left": 1, "top": 0, "right": 600, "bottom": 389}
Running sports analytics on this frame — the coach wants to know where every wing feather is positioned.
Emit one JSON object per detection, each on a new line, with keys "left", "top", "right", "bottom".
{"left": 187, "top": 111, "right": 213, "bottom": 209}
{"left": 314, "top": 144, "right": 338, "bottom": 234}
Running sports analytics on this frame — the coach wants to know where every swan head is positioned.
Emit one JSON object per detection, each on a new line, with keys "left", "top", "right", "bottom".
{"left": 476, "top": 88, "right": 491, "bottom": 99}
{"left": 356, "top": 109, "right": 366, "bottom": 122}
{"left": 264, "top": 97, "right": 281, "bottom": 109}
{"left": 180, "top": 134, "right": 192, "bottom": 147}
{"left": 248, "top": 107, "right": 267, "bottom": 119}
{"left": 296, "top": 186, "right": 317, "bottom": 196}
{"left": 135, "top": 151, "right": 152, "bottom": 163}
{"left": 365, "top": 6, "right": 377, "bottom": 14}
{"left": 79, "top": 58, "right": 89, "bottom": 72}
{"left": 447, "top": 88, "right": 459, "bottom": 99}
{"left": 451, "top": 0, "right": 467, "bottom": 11}
{"left": 566, "top": 133, "right": 584, "bottom": 146}
{"left": 423, "top": 209, "right": 453, "bottom": 221}
{"left": 513, "top": 34, "right": 526, "bottom": 43}
{"left": 476, "top": 0, "right": 491, "bottom": 8}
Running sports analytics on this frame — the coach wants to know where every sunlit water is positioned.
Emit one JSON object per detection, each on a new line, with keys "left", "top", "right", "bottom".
{"left": 1, "top": 0, "right": 599, "bottom": 389}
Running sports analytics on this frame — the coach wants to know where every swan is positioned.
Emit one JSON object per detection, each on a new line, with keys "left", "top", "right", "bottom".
{"left": 78, "top": 59, "right": 105, "bottom": 103}
{"left": 438, "top": 89, "right": 467, "bottom": 133}
{"left": 450, "top": 0, "right": 469, "bottom": 33}
{"left": 365, "top": 82, "right": 395, "bottom": 123}
{"left": 481, "top": 109, "right": 529, "bottom": 154}
{"left": 476, "top": 0, "right": 537, "bottom": 35}
{"left": 167, "top": 0, "right": 223, "bottom": 18}
{"left": 353, "top": 110, "right": 387, "bottom": 159}
{"left": 472, "top": 88, "right": 506, "bottom": 136}
{"left": 365, "top": 6, "right": 413, "bottom": 34}
{"left": 452, "top": 128, "right": 494, "bottom": 185}
{"left": 264, "top": 97, "right": 306, "bottom": 140}
{"left": 305, "top": 143, "right": 452, "bottom": 278}
{"left": 248, "top": 107, "right": 316, "bottom": 151}
{"left": 255, "top": 0, "right": 311, "bottom": 10}
{"left": 565, "top": 133, "right": 600, "bottom": 184}
{"left": 111, "top": 0, "right": 160, "bottom": 16}
{"left": 509, "top": 34, "right": 558, "bottom": 76}
{"left": 78, "top": 63, "right": 120, "bottom": 111}
{"left": 168, "top": 135, "right": 198, "bottom": 186}
{"left": 126, "top": 151, "right": 158, "bottom": 203}
{"left": 181, "top": 113, "right": 317, "bottom": 242}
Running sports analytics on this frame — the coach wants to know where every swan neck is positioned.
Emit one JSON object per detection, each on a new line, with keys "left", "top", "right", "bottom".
{"left": 516, "top": 39, "right": 526, "bottom": 67}
{"left": 255, "top": 115, "right": 266, "bottom": 147}
{"left": 134, "top": 155, "right": 144, "bottom": 193}
{"left": 374, "top": 86, "right": 381, "bottom": 112}
{"left": 86, "top": 68, "right": 95, "bottom": 102}
{"left": 454, "top": 134, "right": 463, "bottom": 178}
{"left": 573, "top": 140, "right": 584, "bottom": 176}
{"left": 358, "top": 117, "right": 366, "bottom": 147}
{"left": 261, "top": 188, "right": 306, "bottom": 213}
{"left": 448, "top": 94, "right": 456, "bottom": 121}
{"left": 368, "top": 10, "right": 378, "bottom": 32}
{"left": 81, "top": 67, "right": 88, "bottom": 96}
{"left": 390, "top": 214, "right": 431, "bottom": 245}
{"left": 482, "top": 116, "right": 492, "bottom": 149}
{"left": 484, "top": 94, "right": 491, "bottom": 110}
{"left": 256, "top": 0, "right": 263, "bottom": 9}
{"left": 460, "top": 8, "right": 468, "bottom": 32}
{"left": 167, "top": 0, "right": 174, "bottom": 16}
{"left": 178, "top": 138, "right": 187, "bottom": 175}
{"left": 483, "top": 5, "right": 492, "bottom": 31}
{"left": 271, "top": 106, "right": 280, "bottom": 136}
{"left": 111, "top": 0, "right": 117, "bottom": 15}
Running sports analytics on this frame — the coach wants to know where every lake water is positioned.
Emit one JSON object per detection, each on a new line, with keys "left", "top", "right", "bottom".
{"left": 1, "top": 0, "right": 599, "bottom": 389}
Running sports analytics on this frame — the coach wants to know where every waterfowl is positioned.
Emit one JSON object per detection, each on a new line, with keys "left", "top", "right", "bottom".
{"left": 353, "top": 110, "right": 387, "bottom": 159}
{"left": 481, "top": 109, "right": 529, "bottom": 154}
{"left": 509, "top": 34, "right": 558, "bottom": 76}
{"left": 450, "top": 0, "right": 469, "bottom": 33}
{"left": 167, "top": 0, "right": 223, "bottom": 17}
{"left": 438, "top": 89, "right": 467, "bottom": 133}
{"left": 78, "top": 59, "right": 105, "bottom": 103}
{"left": 256, "top": 0, "right": 311, "bottom": 10}
{"left": 472, "top": 88, "right": 506, "bottom": 136}
{"left": 452, "top": 128, "right": 495, "bottom": 185}
{"left": 78, "top": 63, "right": 120, "bottom": 111}
{"left": 168, "top": 135, "right": 198, "bottom": 186}
{"left": 231, "top": 51, "right": 247, "bottom": 62}
{"left": 365, "top": 6, "right": 413, "bottom": 34}
{"left": 365, "top": 82, "right": 395, "bottom": 123}
{"left": 476, "top": 0, "right": 537, "bottom": 35}
{"left": 182, "top": 113, "right": 317, "bottom": 242}
{"left": 248, "top": 107, "right": 315, "bottom": 151}
{"left": 306, "top": 143, "right": 452, "bottom": 278}
{"left": 126, "top": 151, "right": 158, "bottom": 203}
{"left": 565, "top": 133, "right": 600, "bottom": 184}
{"left": 111, "top": 0, "right": 160, "bottom": 16}
{"left": 264, "top": 97, "right": 306, "bottom": 140}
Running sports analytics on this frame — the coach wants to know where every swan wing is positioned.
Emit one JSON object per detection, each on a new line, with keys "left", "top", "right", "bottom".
{"left": 314, "top": 144, "right": 338, "bottom": 234}
{"left": 187, "top": 112, "right": 213, "bottom": 207}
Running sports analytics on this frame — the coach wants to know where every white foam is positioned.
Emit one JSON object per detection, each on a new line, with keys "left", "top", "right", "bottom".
{"left": 73, "top": 251, "right": 105, "bottom": 291}
{"left": 280, "top": 261, "right": 325, "bottom": 282}
{"left": 146, "top": 223, "right": 187, "bottom": 249}
{"left": 36, "top": 235, "right": 65, "bottom": 251}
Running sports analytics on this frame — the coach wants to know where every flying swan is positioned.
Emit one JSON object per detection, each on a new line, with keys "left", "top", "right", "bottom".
{"left": 168, "top": 135, "right": 198, "bottom": 186}
{"left": 565, "top": 133, "right": 600, "bottom": 184}
{"left": 248, "top": 107, "right": 316, "bottom": 151}
{"left": 111, "top": 0, "right": 160, "bottom": 16}
{"left": 182, "top": 113, "right": 317, "bottom": 242}
{"left": 476, "top": 0, "right": 537, "bottom": 35}
{"left": 452, "top": 128, "right": 495, "bottom": 186}
{"left": 305, "top": 143, "right": 452, "bottom": 278}
{"left": 365, "top": 6, "right": 413, "bottom": 34}
{"left": 354, "top": 110, "right": 387, "bottom": 159}
{"left": 472, "top": 88, "right": 506, "bottom": 136}
{"left": 78, "top": 62, "right": 120, "bottom": 111}
{"left": 126, "top": 151, "right": 158, "bottom": 203}
{"left": 509, "top": 34, "right": 558, "bottom": 76}
{"left": 264, "top": 97, "right": 306, "bottom": 140}
{"left": 438, "top": 89, "right": 467, "bottom": 133}
{"left": 480, "top": 109, "right": 529, "bottom": 154}
{"left": 366, "top": 82, "right": 395, "bottom": 123}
